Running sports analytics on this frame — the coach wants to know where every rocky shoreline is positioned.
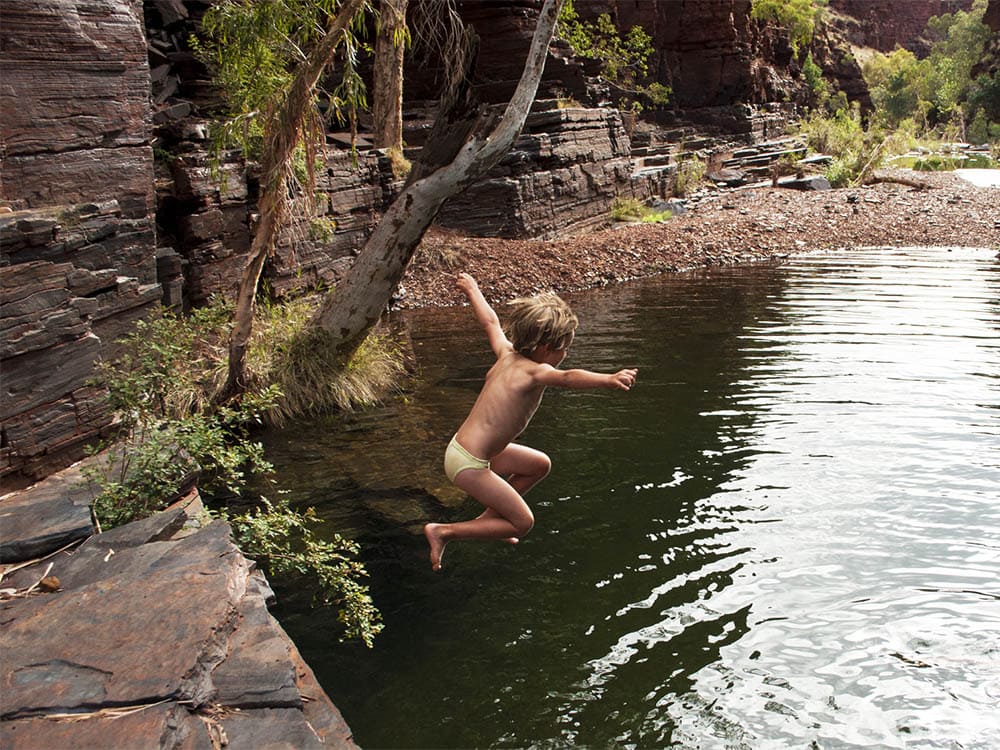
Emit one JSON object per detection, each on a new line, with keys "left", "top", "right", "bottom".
{"left": 399, "top": 169, "right": 1000, "bottom": 308}
{"left": 0, "top": 457, "right": 357, "bottom": 750}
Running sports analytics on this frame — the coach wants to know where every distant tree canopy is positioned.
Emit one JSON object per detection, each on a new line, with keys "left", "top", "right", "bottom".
{"left": 862, "top": 0, "right": 997, "bottom": 141}
{"left": 556, "top": 0, "right": 669, "bottom": 109}
{"left": 751, "top": 0, "right": 828, "bottom": 55}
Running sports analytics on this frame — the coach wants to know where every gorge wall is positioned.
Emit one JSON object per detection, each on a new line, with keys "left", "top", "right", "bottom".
{"left": 2, "top": 0, "right": 986, "bottom": 484}
{"left": 1, "top": 0, "right": 164, "bottom": 486}
{"left": 828, "top": 0, "right": 973, "bottom": 54}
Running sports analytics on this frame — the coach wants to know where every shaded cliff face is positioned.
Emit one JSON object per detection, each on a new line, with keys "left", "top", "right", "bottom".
{"left": 574, "top": 0, "right": 762, "bottom": 108}
{"left": 1, "top": 0, "right": 160, "bottom": 486}
{"left": 829, "top": 0, "right": 974, "bottom": 55}
{"left": 975, "top": 0, "right": 1000, "bottom": 76}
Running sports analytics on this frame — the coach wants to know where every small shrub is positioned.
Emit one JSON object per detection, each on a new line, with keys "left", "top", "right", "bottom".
{"left": 802, "top": 52, "right": 828, "bottom": 105}
{"left": 641, "top": 209, "right": 672, "bottom": 223}
{"left": 610, "top": 197, "right": 673, "bottom": 223}
{"left": 752, "top": 0, "right": 827, "bottom": 54}
{"left": 225, "top": 495, "right": 382, "bottom": 647}
{"left": 84, "top": 302, "right": 393, "bottom": 647}
{"left": 386, "top": 146, "right": 412, "bottom": 179}
{"left": 643, "top": 82, "right": 672, "bottom": 108}
{"left": 673, "top": 155, "right": 706, "bottom": 197}
{"left": 309, "top": 216, "right": 338, "bottom": 243}
{"left": 611, "top": 197, "right": 646, "bottom": 221}
{"left": 557, "top": 0, "right": 669, "bottom": 113}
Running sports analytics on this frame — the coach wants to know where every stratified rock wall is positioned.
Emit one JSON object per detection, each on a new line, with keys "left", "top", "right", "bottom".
{"left": 829, "top": 0, "right": 973, "bottom": 54}
{"left": 0, "top": 0, "right": 159, "bottom": 486}
{"left": 574, "top": 0, "right": 760, "bottom": 108}
{"left": 437, "top": 106, "right": 644, "bottom": 238}
{"left": 0, "top": 0, "right": 154, "bottom": 217}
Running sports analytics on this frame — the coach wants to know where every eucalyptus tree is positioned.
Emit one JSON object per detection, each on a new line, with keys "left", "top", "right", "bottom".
{"left": 195, "top": 0, "right": 371, "bottom": 398}
{"left": 311, "top": 0, "right": 567, "bottom": 358}
{"left": 200, "top": 0, "right": 565, "bottom": 396}
{"left": 372, "top": 0, "right": 408, "bottom": 151}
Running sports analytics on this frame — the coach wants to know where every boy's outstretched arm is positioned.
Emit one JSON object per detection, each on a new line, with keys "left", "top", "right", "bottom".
{"left": 536, "top": 366, "right": 638, "bottom": 391}
{"left": 456, "top": 272, "right": 511, "bottom": 356}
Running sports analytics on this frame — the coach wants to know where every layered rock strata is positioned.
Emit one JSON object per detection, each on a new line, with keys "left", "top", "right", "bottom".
{"left": 0, "top": 464, "right": 356, "bottom": 749}
{"left": 436, "top": 105, "right": 649, "bottom": 238}
{"left": 829, "top": 0, "right": 974, "bottom": 54}
{"left": 0, "top": 0, "right": 160, "bottom": 486}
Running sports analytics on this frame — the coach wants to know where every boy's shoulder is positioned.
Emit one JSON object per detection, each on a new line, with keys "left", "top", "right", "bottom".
{"left": 506, "top": 351, "right": 558, "bottom": 381}
{"left": 497, "top": 350, "right": 547, "bottom": 377}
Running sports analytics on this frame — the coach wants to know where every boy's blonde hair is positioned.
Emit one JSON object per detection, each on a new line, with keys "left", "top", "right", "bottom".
{"left": 505, "top": 292, "right": 579, "bottom": 356}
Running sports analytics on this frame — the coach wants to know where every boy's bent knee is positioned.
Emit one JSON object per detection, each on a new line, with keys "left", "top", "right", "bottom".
{"left": 532, "top": 452, "right": 552, "bottom": 479}
{"left": 513, "top": 512, "right": 535, "bottom": 537}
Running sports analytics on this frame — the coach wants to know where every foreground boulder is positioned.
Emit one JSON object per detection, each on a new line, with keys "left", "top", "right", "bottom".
{"left": 0, "top": 483, "right": 356, "bottom": 749}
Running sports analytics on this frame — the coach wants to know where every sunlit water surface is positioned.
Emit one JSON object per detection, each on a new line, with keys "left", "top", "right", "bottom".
{"left": 265, "top": 247, "right": 1000, "bottom": 749}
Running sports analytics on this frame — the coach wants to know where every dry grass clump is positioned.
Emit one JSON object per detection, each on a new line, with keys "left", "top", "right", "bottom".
{"left": 246, "top": 294, "right": 407, "bottom": 425}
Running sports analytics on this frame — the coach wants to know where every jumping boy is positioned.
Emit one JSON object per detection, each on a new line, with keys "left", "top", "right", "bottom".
{"left": 423, "top": 272, "right": 637, "bottom": 571}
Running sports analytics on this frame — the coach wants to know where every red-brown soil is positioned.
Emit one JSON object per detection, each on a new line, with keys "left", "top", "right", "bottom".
{"left": 398, "top": 169, "right": 999, "bottom": 308}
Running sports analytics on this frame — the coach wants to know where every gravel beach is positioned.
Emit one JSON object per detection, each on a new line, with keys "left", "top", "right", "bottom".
{"left": 398, "top": 169, "right": 1000, "bottom": 308}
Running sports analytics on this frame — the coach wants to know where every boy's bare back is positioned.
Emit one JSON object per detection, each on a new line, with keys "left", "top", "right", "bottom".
{"left": 454, "top": 349, "right": 550, "bottom": 462}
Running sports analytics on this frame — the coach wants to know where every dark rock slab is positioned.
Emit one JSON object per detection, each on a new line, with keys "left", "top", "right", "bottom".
{"left": 779, "top": 175, "right": 833, "bottom": 191}
{"left": 0, "top": 465, "right": 93, "bottom": 563}
{"left": 0, "top": 701, "right": 206, "bottom": 750}
{"left": 0, "top": 335, "right": 102, "bottom": 421}
{"left": 211, "top": 574, "right": 301, "bottom": 709}
{"left": 218, "top": 707, "right": 329, "bottom": 750}
{"left": 1, "top": 506, "right": 190, "bottom": 591}
{"left": 1, "top": 522, "right": 250, "bottom": 716}
{"left": 288, "top": 640, "right": 357, "bottom": 748}
{"left": 708, "top": 168, "right": 749, "bottom": 187}
{"left": 0, "top": 486, "right": 357, "bottom": 746}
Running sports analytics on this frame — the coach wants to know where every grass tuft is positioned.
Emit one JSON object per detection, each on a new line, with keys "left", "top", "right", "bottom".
{"left": 242, "top": 293, "right": 406, "bottom": 424}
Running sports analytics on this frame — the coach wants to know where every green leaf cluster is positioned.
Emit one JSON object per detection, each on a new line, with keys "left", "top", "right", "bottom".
{"left": 84, "top": 302, "right": 385, "bottom": 646}
{"left": 191, "top": 0, "right": 371, "bottom": 160}
{"left": 85, "top": 306, "right": 277, "bottom": 528}
{"left": 802, "top": 52, "right": 829, "bottom": 103}
{"left": 751, "top": 0, "right": 828, "bottom": 54}
{"left": 673, "top": 155, "right": 706, "bottom": 197}
{"left": 862, "top": 0, "right": 996, "bottom": 141}
{"left": 557, "top": 0, "right": 669, "bottom": 108}
{"left": 224, "top": 495, "right": 382, "bottom": 646}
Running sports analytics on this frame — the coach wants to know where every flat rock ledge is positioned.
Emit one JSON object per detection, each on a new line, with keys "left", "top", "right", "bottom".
{"left": 0, "top": 460, "right": 357, "bottom": 750}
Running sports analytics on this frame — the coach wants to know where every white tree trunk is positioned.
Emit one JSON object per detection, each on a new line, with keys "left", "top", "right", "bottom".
{"left": 373, "top": 0, "right": 408, "bottom": 151}
{"left": 221, "top": 0, "right": 367, "bottom": 398}
{"left": 313, "top": 0, "right": 564, "bottom": 355}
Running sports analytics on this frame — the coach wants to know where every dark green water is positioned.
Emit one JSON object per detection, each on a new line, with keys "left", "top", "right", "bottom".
{"left": 264, "top": 247, "right": 1000, "bottom": 749}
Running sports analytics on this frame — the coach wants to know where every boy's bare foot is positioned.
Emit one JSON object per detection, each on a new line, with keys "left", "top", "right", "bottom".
{"left": 503, "top": 537, "right": 519, "bottom": 545}
{"left": 424, "top": 523, "right": 447, "bottom": 571}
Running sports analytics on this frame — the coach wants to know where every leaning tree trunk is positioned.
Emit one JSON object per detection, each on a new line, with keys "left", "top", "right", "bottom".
{"left": 373, "top": 0, "right": 408, "bottom": 151}
{"left": 221, "top": 0, "right": 368, "bottom": 400}
{"left": 312, "top": 0, "right": 564, "bottom": 356}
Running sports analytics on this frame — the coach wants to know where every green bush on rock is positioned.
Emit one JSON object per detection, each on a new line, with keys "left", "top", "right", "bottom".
{"left": 85, "top": 302, "right": 390, "bottom": 646}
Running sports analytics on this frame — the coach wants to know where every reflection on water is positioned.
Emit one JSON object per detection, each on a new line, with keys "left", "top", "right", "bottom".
{"left": 266, "top": 247, "right": 1000, "bottom": 749}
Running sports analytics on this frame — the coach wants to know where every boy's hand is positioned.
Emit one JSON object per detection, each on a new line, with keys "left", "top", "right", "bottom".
{"left": 610, "top": 369, "right": 638, "bottom": 391}
{"left": 456, "top": 272, "right": 478, "bottom": 297}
